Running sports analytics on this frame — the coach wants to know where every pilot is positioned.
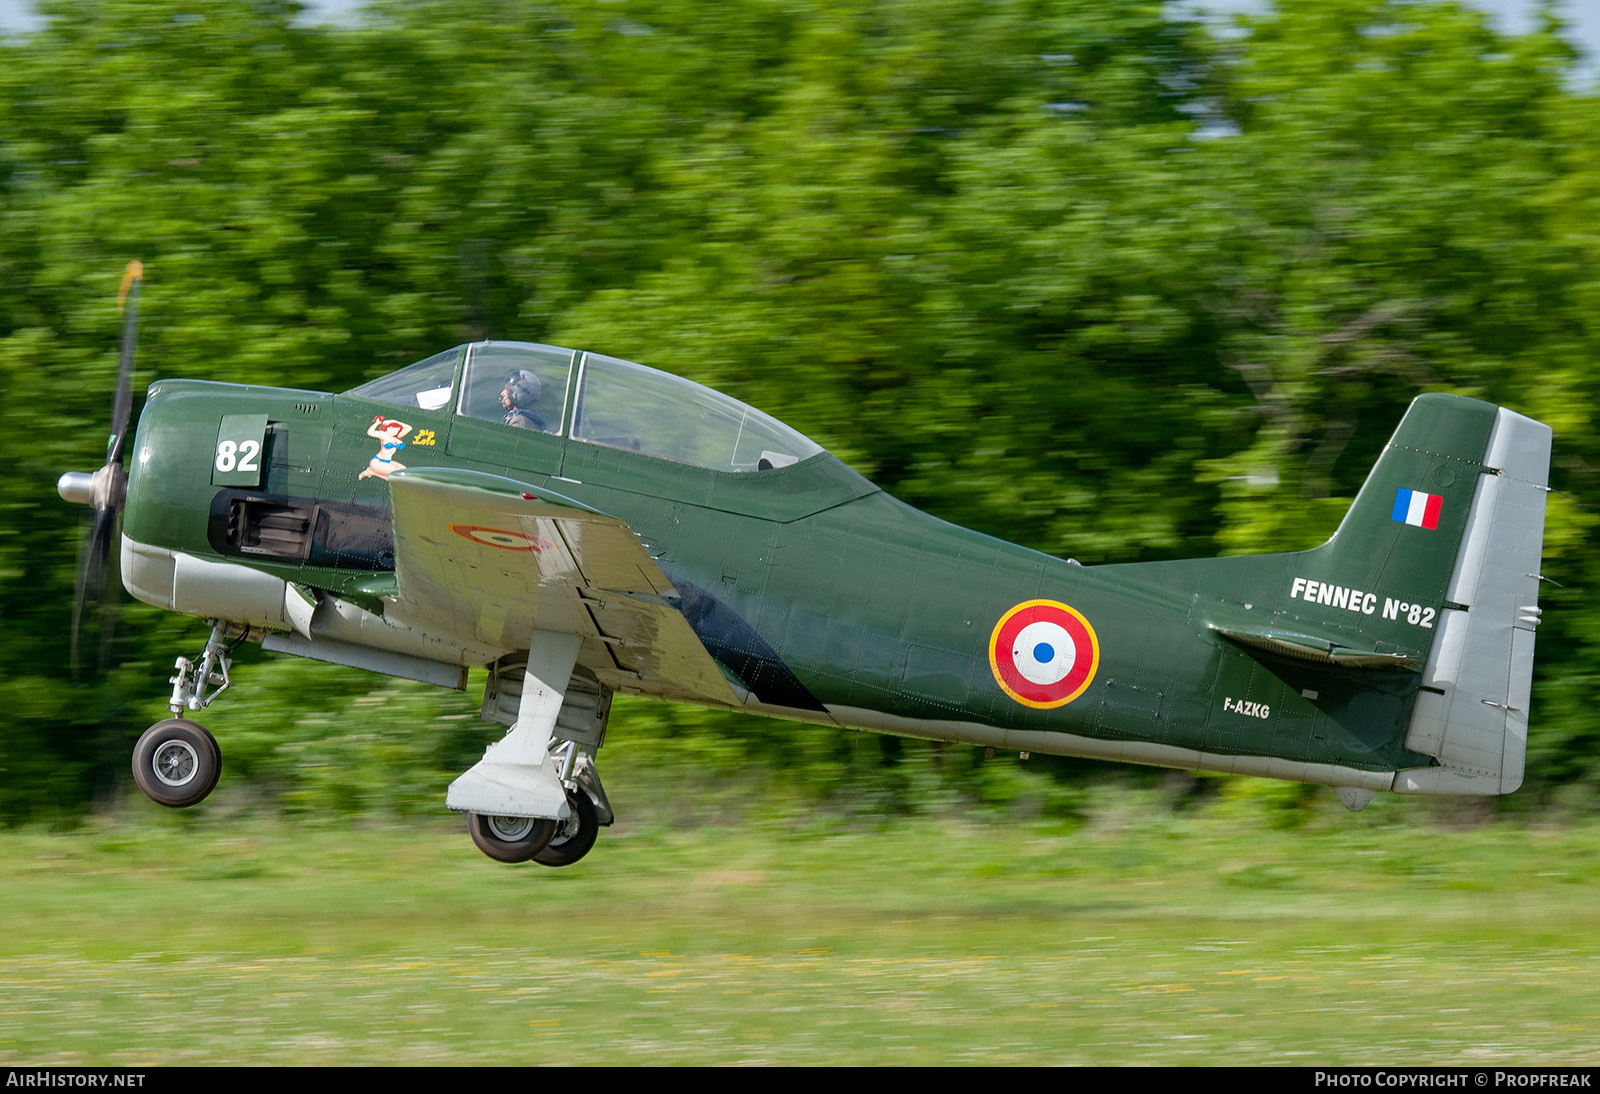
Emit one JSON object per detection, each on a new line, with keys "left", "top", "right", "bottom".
{"left": 500, "top": 370, "right": 547, "bottom": 431}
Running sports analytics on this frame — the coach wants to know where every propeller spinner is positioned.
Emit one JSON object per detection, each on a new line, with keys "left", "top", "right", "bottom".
{"left": 59, "top": 260, "right": 142, "bottom": 672}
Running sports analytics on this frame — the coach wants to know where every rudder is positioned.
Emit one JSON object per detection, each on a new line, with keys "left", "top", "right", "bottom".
{"left": 1395, "top": 404, "right": 1551, "bottom": 794}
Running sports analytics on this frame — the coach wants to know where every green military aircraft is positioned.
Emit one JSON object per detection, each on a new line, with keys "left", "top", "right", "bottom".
{"left": 62, "top": 264, "right": 1552, "bottom": 865}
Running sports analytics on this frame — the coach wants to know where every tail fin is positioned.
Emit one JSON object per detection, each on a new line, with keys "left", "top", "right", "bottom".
{"left": 1269, "top": 393, "right": 1551, "bottom": 794}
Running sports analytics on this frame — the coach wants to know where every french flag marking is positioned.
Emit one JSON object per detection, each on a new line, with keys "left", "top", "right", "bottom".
{"left": 1391, "top": 488, "right": 1442, "bottom": 530}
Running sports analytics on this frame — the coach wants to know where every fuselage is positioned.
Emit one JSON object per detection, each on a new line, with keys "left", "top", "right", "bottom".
{"left": 121, "top": 373, "right": 1431, "bottom": 789}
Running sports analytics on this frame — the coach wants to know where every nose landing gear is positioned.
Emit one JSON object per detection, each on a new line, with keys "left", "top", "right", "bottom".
{"left": 130, "top": 622, "right": 241, "bottom": 808}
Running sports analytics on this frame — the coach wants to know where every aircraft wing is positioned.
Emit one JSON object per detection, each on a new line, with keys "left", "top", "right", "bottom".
{"left": 385, "top": 467, "right": 739, "bottom": 707}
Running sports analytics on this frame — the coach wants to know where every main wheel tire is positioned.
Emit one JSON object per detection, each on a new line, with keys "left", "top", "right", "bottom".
{"left": 131, "top": 719, "right": 221, "bottom": 808}
{"left": 467, "top": 812, "right": 558, "bottom": 864}
{"left": 533, "top": 789, "right": 599, "bottom": 868}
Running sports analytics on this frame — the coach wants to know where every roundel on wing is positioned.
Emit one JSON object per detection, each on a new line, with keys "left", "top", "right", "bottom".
{"left": 988, "top": 599, "right": 1100, "bottom": 709}
{"left": 448, "top": 523, "right": 556, "bottom": 553}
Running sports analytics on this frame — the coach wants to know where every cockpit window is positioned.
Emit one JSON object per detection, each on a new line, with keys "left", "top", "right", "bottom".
{"left": 352, "top": 342, "right": 824, "bottom": 474}
{"left": 346, "top": 347, "right": 461, "bottom": 410}
{"left": 457, "top": 342, "right": 575, "bottom": 435}
{"left": 572, "top": 353, "right": 822, "bottom": 472}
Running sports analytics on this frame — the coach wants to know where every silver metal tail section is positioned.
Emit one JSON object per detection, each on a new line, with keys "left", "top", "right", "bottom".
{"left": 1396, "top": 407, "right": 1552, "bottom": 795}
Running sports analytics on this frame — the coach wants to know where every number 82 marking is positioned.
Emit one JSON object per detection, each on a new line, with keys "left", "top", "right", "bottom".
{"left": 215, "top": 439, "right": 261, "bottom": 473}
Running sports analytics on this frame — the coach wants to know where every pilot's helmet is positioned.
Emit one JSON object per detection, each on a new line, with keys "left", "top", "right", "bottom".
{"left": 503, "top": 369, "right": 540, "bottom": 408}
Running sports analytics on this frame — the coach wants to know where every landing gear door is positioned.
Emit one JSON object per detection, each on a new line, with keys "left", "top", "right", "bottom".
{"left": 212, "top": 414, "right": 268, "bottom": 487}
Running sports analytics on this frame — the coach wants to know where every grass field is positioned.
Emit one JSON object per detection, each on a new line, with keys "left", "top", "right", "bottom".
{"left": 3, "top": 793, "right": 1599, "bottom": 1066}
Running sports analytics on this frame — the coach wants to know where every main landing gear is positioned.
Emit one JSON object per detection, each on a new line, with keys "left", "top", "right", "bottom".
{"left": 455, "top": 640, "right": 614, "bottom": 869}
{"left": 467, "top": 783, "right": 603, "bottom": 867}
{"left": 131, "top": 623, "right": 237, "bottom": 809}
{"left": 468, "top": 739, "right": 606, "bottom": 867}
{"left": 462, "top": 721, "right": 611, "bottom": 869}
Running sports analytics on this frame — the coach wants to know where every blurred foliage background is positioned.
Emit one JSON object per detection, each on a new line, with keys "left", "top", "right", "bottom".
{"left": 3, "top": 0, "right": 1598, "bottom": 824}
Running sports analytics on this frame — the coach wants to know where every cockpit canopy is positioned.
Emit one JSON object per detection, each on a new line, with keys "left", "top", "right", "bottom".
{"left": 346, "top": 342, "right": 822, "bottom": 473}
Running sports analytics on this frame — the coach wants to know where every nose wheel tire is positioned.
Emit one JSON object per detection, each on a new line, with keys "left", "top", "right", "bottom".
{"left": 132, "top": 719, "right": 221, "bottom": 808}
{"left": 533, "top": 789, "right": 599, "bottom": 868}
{"left": 468, "top": 812, "right": 558, "bottom": 863}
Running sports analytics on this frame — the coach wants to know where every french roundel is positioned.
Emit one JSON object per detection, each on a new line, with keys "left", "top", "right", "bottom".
{"left": 988, "top": 600, "right": 1100, "bottom": 709}
{"left": 448, "top": 523, "right": 556, "bottom": 553}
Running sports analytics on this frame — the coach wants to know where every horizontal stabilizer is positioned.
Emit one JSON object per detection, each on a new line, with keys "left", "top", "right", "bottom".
{"left": 1210, "top": 623, "right": 1421, "bottom": 671}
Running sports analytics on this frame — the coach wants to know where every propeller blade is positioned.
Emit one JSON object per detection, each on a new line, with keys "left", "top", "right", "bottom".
{"left": 71, "top": 506, "right": 116, "bottom": 676}
{"left": 109, "top": 260, "right": 142, "bottom": 466}
{"left": 70, "top": 261, "right": 143, "bottom": 677}
{"left": 95, "top": 533, "right": 124, "bottom": 681}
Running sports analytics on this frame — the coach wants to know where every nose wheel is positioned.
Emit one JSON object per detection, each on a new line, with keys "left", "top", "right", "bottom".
{"left": 131, "top": 718, "right": 221, "bottom": 807}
